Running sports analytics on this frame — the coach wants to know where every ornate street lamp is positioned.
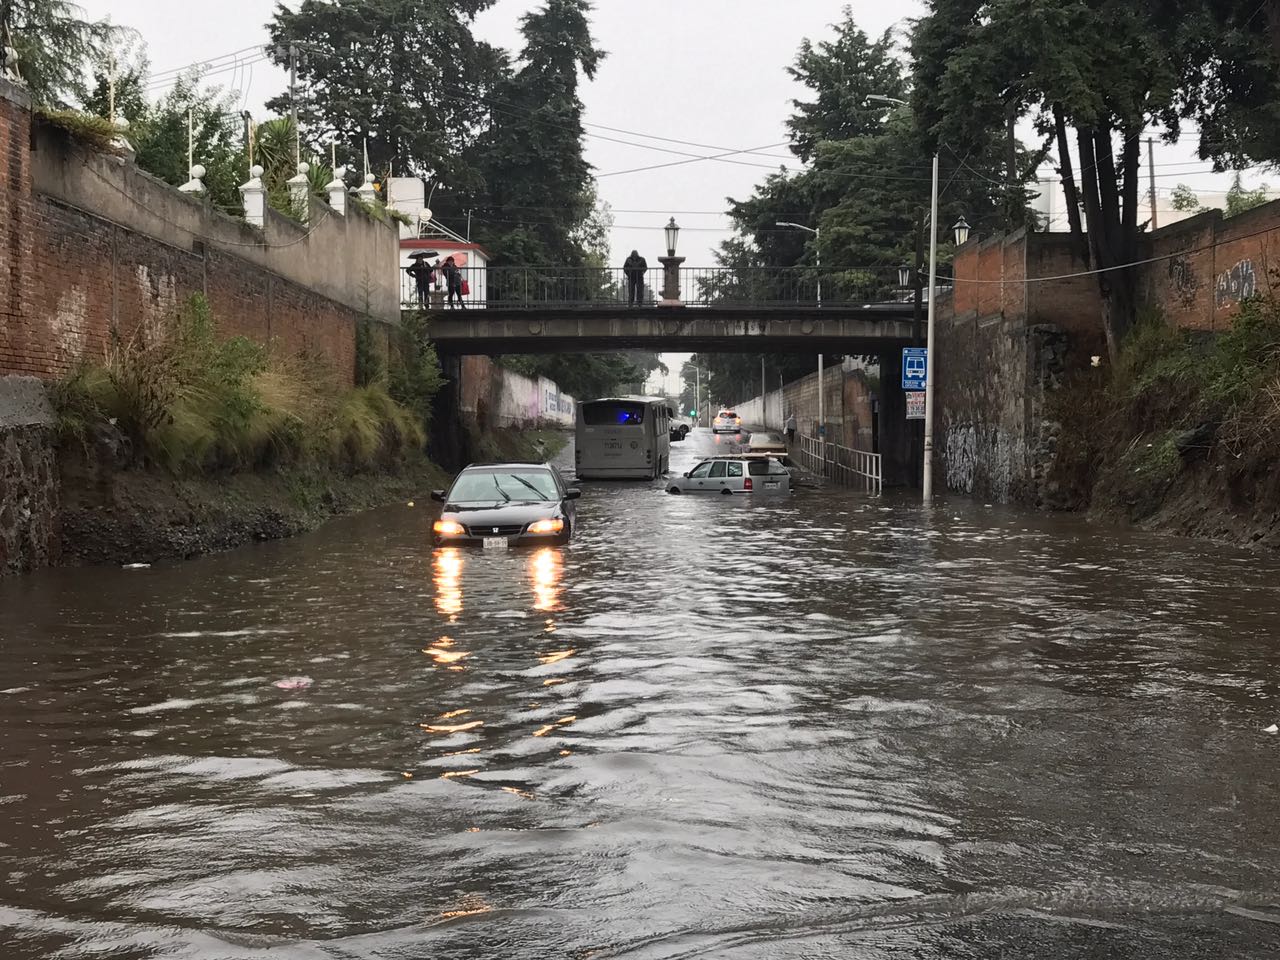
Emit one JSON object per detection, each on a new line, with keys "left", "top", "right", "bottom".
{"left": 952, "top": 216, "right": 971, "bottom": 246}
{"left": 898, "top": 263, "right": 912, "bottom": 289}
{"left": 664, "top": 217, "right": 680, "bottom": 257}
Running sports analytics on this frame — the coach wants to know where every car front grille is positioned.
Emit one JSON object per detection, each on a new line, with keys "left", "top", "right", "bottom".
{"left": 463, "top": 523, "right": 526, "bottom": 537}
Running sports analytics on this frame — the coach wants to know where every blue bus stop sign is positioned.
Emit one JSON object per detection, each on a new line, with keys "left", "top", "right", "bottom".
{"left": 902, "top": 347, "right": 928, "bottom": 391}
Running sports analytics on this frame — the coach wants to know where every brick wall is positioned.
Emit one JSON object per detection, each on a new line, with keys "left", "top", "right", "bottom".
{"left": 0, "top": 80, "right": 397, "bottom": 385}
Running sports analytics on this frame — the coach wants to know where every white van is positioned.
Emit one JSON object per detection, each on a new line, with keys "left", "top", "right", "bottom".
{"left": 575, "top": 397, "right": 671, "bottom": 479}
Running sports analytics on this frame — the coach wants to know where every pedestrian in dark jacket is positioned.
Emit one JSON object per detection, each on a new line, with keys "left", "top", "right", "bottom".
{"left": 442, "top": 256, "right": 466, "bottom": 309}
{"left": 406, "top": 258, "right": 433, "bottom": 307}
{"left": 623, "top": 250, "right": 648, "bottom": 306}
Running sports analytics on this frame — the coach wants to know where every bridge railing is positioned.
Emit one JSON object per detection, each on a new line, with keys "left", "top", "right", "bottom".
{"left": 795, "top": 433, "right": 882, "bottom": 494}
{"left": 401, "top": 265, "right": 917, "bottom": 309}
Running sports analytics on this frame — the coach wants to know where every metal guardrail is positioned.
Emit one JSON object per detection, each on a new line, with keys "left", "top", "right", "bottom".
{"left": 401, "top": 265, "right": 920, "bottom": 309}
{"left": 795, "top": 433, "right": 882, "bottom": 493}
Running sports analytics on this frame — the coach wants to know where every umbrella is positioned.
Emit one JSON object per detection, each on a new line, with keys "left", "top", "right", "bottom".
{"left": 408, "top": 250, "right": 439, "bottom": 259}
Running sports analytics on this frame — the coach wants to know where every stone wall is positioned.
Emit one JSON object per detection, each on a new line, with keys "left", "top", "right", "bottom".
{"left": 733, "top": 360, "right": 875, "bottom": 452}
{"left": 0, "top": 377, "right": 58, "bottom": 574}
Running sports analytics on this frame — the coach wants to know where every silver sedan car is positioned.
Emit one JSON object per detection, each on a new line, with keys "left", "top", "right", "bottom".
{"left": 666, "top": 457, "right": 791, "bottom": 495}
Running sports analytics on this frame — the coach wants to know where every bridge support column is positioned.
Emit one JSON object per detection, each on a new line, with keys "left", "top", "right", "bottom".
{"left": 430, "top": 353, "right": 468, "bottom": 473}
{"left": 877, "top": 348, "right": 921, "bottom": 488}
{"left": 658, "top": 256, "right": 685, "bottom": 306}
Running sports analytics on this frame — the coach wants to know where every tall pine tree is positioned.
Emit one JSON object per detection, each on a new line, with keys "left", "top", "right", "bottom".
{"left": 468, "top": 0, "right": 603, "bottom": 267}
{"left": 266, "top": 0, "right": 504, "bottom": 183}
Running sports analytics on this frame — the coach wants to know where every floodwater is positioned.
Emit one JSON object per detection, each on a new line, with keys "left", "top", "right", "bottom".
{"left": 2, "top": 430, "right": 1280, "bottom": 959}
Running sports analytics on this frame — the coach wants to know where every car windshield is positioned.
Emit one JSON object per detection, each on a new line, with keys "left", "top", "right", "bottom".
{"left": 449, "top": 470, "right": 557, "bottom": 503}
{"left": 583, "top": 401, "right": 645, "bottom": 426}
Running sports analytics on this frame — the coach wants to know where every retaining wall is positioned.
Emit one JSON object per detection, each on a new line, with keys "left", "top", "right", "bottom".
{"left": 0, "top": 377, "right": 59, "bottom": 574}
{"left": 459, "top": 356, "right": 576, "bottom": 430}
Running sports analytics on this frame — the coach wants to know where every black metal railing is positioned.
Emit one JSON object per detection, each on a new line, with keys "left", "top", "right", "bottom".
{"left": 401, "top": 265, "right": 925, "bottom": 310}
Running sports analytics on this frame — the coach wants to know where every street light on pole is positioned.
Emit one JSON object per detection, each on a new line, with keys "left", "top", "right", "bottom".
{"left": 775, "top": 221, "right": 824, "bottom": 447}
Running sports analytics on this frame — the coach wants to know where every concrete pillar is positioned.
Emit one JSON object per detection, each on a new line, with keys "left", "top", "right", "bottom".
{"left": 658, "top": 255, "right": 685, "bottom": 306}
{"left": 287, "top": 162, "right": 311, "bottom": 222}
{"left": 239, "top": 165, "right": 266, "bottom": 228}
{"left": 326, "top": 166, "right": 347, "bottom": 215}
{"left": 177, "top": 164, "right": 206, "bottom": 196}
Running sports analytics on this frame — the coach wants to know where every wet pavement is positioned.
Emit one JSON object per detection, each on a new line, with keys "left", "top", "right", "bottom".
{"left": 2, "top": 428, "right": 1280, "bottom": 958}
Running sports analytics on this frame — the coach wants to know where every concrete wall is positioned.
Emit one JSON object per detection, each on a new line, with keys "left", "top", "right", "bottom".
{"left": 0, "top": 78, "right": 400, "bottom": 384}
{"left": 735, "top": 360, "right": 877, "bottom": 451}
{"left": 0, "top": 377, "right": 59, "bottom": 574}
{"left": 459, "top": 356, "right": 575, "bottom": 429}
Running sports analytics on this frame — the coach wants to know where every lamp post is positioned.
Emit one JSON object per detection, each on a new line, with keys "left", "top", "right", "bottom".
{"left": 659, "top": 217, "right": 684, "bottom": 306}
{"left": 775, "top": 221, "right": 823, "bottom": 445}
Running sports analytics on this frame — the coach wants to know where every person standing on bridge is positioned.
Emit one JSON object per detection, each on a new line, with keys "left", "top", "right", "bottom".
{"left": 442, "top": 256, "right": 466, "bottom": 310}
{"left": 623, "top": 250, "right": 648, "bottom": 306}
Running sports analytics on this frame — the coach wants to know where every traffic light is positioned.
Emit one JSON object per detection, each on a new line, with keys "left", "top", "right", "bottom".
{"left": 688, "top": 409, "right": 697, "bottom": 417}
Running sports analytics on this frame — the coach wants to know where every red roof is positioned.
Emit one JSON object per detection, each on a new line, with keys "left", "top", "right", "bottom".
{"left": 402, "top": 238, "right": 492, "bottom": 258}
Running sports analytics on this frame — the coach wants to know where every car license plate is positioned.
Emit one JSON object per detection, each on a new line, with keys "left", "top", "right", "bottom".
{"left": 483, "top": 537, "right": 508, "bottom": 550}
{"left": 764, "top": 481, "right": 781, "bottom": 489}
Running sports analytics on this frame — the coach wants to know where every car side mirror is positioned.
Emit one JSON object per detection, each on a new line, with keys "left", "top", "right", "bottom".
{"left": 430, "top": 489, "right": 446, "bottom": 503}
{"left": 683, "top": 471, "right": 691, "bottom": 478}
{"left": 565, "top": 488, "right": 582, "bottom": 500}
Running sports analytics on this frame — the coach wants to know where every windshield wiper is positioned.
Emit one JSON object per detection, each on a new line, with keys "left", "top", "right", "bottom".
{"left": 508, "top": 474, "right": 550, "bottom": 500}
{"left": 491, "top": 474, "right": 511, "bottom": 502}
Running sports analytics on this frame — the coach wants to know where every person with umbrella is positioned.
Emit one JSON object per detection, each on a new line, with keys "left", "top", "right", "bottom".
{"left": 406, "top": 250, "right": 438, "bottom": 308}
{"left": 441, "top": 255, "right": 467, "bottom": 309}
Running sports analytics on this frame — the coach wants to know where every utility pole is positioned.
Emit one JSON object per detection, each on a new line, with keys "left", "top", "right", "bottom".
{"left": 761, "top": 356, "right": 766, "bottom": 408}
{"left": 913, "top": 210, "right": 925, "bottom": 345}
{"left": 1147, "top": 137, "right": 1159, "bottom": 230}
{"left": 695, "top": 364, "right": 700, "bottom": 427}
{"left": 107, "top": 48, "right": 116, "bottom": 125}
{"left": 242, "top": 111, "right": 253, "bottom": 166}
{"left": 277, "top": 44, "right": 300, "bottom": 168}
{"left": 187, "top": 108, "right": 193, "bottom": 177}
{"left": 923, "top": 153, "right": 940, "bottom": 504}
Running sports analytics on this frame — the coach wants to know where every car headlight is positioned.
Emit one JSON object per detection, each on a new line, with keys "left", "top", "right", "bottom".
{"left": 527, "top": 518, "right": 564, "bottom": 535}
{"left": 433, "top": 520, "right": 465, "bottom": 536}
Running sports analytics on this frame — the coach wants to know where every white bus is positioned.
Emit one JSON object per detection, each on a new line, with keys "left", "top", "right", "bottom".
{"left": 575, "top": 397, "right": 672, "bottom": 480}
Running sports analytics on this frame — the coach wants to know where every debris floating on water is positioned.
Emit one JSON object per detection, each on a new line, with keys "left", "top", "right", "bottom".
{"left": 122, "top": 563, "right": 151, "bottom": 570}
{"left": 1264, "top": 724, "right": 1278, "bottom": 734}
{"left": 273, "top": 676, "right": 314, "bottom": 691}
{"left": 407, "top": 501, "right": 415, "bottom": 508}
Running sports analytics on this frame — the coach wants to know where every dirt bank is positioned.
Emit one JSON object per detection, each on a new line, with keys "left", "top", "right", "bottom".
{"left": 55, "top": 425, "right": 571, "bottom": 568}
{"left": 1046, "top": 301, "right": 1280, "bottom": 552}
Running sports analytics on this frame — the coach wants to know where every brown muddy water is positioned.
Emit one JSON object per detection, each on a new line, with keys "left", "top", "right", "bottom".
{"left": 1, "top": 429, "right": 1279, "bottom": 958}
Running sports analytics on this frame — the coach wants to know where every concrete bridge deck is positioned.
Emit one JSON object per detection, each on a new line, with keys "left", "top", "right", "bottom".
{"left": 423, "top": 304, "right": 918, "bottom": 354}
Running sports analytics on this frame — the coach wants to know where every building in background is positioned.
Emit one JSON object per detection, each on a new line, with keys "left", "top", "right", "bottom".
{"left": 387, "top": 177, "right": 491, "bottom": 307}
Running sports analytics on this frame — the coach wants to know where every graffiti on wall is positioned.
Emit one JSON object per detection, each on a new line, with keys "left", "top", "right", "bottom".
{"left": 1167, "top": 254, "right": 1198, "bottom": 307}
{"left": 1215, "top": 258, "right": 1257, "bottom": 309}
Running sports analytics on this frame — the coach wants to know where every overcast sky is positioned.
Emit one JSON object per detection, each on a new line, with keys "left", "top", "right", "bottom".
{"left": 84, "top": 0, "right": 1266, "bottom": 397}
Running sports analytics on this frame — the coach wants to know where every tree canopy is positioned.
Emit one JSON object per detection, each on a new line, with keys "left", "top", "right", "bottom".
{"left": 3, "top": 0, "right": 125, "bottom": 106}
{"left": 266, "top": 0, "right": 505, "bottom": 184}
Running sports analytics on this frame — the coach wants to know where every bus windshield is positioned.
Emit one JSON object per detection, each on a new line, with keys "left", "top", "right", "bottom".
{"left": 583, "top": 401, "right": 646, "bottom": 426}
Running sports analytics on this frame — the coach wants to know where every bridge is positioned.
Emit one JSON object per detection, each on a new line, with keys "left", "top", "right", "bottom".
{"left": 404, "top": 266, "right": 929, "bottom": 354}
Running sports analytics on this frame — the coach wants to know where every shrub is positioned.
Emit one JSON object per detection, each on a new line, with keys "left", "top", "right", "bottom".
{"left": 52, "top": 294, "right": 428, "bottom": 475}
